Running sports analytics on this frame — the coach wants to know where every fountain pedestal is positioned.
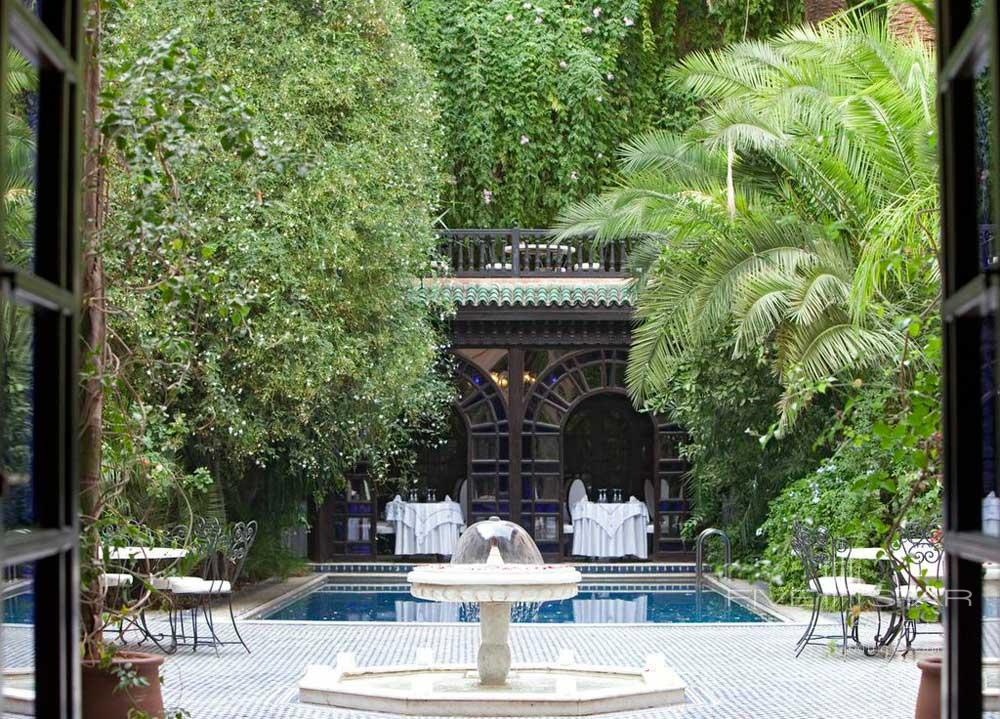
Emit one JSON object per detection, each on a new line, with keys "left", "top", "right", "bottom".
{"left": 477, "top": 601, "right": 511, "bottom": 685}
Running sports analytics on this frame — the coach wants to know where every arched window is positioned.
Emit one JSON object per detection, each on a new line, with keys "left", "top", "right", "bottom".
{"left": 453, "top": 357, "right": 510, "bottom": 524}
{"left": 521, "top": 349, "right": 688, "bottom": 554}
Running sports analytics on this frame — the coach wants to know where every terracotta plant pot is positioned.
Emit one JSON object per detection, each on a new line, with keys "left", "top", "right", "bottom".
{"left": 81, "top": 650, "right": 164, "bottom": 719}
{"left": 914, "top": 655, "right": 941, "bottom": 719}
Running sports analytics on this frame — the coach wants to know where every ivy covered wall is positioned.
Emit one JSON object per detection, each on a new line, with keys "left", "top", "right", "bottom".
{"left": 406, "top": 0, "right": 802, "bottom": 227}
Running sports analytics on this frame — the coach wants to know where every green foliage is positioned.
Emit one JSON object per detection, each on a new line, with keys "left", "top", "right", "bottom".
{"left": 556, "top": 15, "right": 938, "bottom": 429}
{"left": 645, "top": 335, "right": 832, "bottom": 551}
{"left": 1, "top": 50, "right": 37, "bottom": 498}
{"left": 555, "top": 14, "right": 942, "bottom": 577}
{"left": 241, "top": 530, "right": 309, "bottom": 583}
{"left": 100, "top": 0, "right": 454, "bottom": 541}
{"left": 752, "top": 337, "right": 942, "bottom": 602}
{"left": 407, "top": 0, "right": 800, "bottom": 227}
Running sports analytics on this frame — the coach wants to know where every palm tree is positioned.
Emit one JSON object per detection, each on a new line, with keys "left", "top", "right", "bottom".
{"left": 555, "top": 15, "right": 936, "bottom": 428}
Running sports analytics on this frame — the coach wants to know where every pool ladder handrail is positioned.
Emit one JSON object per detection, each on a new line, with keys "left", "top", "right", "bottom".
{"left": 695, "top": 527, "right": 731, "bottom": 583}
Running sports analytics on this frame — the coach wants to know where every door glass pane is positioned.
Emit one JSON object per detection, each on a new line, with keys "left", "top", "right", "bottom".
{"left": 984, "top": 311, "right": 998, "bottom": 536}
{"left": 984, "top": 571, "right": 1000, "bottom": 713}
{"left": 2, "top": 561, "right": 36, "bottom": 714}
{"left": 18, "top": 1, "right": 43, "bottom": 15}
{"left": 472, "top": 477, "right": 496, "bottom": 500}
{"left": 976, "top": 60, "right": 997, "bottom": 266}
{"left": 472, "top": 436, "right": 497, "bottom": 459}
{"left": 1, "top": 302, "right": 35, "bottom": 530}
{"left": 534, "top": 436, "right": 558, "bottom": 460}
{"left": 2, "top": 48, "right": 38, "bottom": 270}
{"left": 533, "top": 515, "right": 558, "bottom": 542}
{"left": 533, "top": 476, "right": 560, "bottom": 500}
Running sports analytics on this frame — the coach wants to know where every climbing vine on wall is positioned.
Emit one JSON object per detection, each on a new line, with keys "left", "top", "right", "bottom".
{"left": 405, "top": 0, "right": 801, "bottom": 227}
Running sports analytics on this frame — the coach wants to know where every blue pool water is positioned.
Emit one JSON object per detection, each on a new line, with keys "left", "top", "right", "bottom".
{"left": 4, "top": 592, "right": 34, "bottom": 624}
{"left": 262, "top": 583, "right": 771, "bottom": 623}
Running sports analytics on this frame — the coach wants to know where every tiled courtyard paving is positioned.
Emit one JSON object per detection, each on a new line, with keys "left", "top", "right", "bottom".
{"left": 6, "top": 617, "right": 929, "bottom": 718}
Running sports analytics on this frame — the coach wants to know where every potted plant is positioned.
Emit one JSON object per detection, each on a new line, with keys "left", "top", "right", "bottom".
{"left": 78, "top": 515, "right": 177, "bottom": 719}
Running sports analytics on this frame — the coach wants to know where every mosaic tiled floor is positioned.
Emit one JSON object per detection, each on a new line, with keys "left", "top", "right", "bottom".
{"left": 3, "top": 616, "right": 930, "bottom": 718}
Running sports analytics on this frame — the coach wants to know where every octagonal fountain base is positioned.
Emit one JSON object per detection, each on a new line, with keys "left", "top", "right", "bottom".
{"left": 299, "top": 654, "right": 685, "bottom": 716}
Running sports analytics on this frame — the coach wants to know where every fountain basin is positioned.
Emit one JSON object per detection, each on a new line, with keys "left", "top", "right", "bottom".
{"left": 408, "top": 563, "right": 582, "bottom": 603}
{"left": 299, "top": 655, "right": 686, "bottom": 716}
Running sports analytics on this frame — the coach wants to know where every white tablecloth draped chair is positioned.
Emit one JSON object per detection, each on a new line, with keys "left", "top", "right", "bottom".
{"left": 643, "top": 480, "right": 656, "bottom": 535}
{"left": 458, "top": 479, "right": 468, "bottom": 523}
{"left": 563, "top": 479, "right": 588, "bottom": 535}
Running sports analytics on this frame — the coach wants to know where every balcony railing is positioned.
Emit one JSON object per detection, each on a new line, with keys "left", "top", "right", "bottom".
{"left": 437, "top": 229, "right": 630, "bottom": 277}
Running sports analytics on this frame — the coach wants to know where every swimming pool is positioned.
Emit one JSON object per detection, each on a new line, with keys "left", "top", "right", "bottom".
{"left": 260, "top": 582, "right": 773, "bottom": 623}
{"left": 4, "top": 591, "right": 34, "bottom": 625}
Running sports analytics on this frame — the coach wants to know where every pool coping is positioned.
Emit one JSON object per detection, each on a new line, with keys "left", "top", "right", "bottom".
{"left": 243, "top": 573, "right": 798, "bottom": 625}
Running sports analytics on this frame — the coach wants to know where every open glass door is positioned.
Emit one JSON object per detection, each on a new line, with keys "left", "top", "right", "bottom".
{"left": 938, "top": 0, "right": 1000, "bottom": 713}
{"left": 0, "top": 1, "right": 82, "bottom": 716}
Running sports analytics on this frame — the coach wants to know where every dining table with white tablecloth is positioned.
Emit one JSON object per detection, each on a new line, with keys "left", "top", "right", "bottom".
{"left": 384, "top": 495, "right": 465, "bottom": 556}
{"left": 571, "top": 498, "right": 649, "bottom": 559}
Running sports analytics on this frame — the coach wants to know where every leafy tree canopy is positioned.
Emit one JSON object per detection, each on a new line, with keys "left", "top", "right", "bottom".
{"left": 100, "top": 0, "right": 453, "bottom": 530}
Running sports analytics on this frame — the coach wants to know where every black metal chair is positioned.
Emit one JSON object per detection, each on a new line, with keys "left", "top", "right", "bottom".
{"left": 161, "top": 516, "right": 226, "bottom": 652}
{"left": 169, "top": 520, "right": 258, "bottom": 653}
{"left": 791, "top": 521, "right": 882, "bottom": 656}
{"left": 889, "top": 521, "right": 944, "bottom": 656}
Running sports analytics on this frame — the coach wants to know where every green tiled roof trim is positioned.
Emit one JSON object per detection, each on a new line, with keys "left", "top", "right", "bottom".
{"left": 424, "top": 283, "right": 633, "bottom": 307}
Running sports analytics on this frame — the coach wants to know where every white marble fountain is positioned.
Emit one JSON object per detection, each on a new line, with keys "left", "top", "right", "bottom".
{"left": 298, "top": 517, "right": 686, "bottom": 716}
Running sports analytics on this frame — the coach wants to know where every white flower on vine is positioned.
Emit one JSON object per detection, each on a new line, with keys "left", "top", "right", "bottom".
{"left": 623, "top": 16, "right": 634, "bottom": 26}
{"left": 596, "top": 95, "right": 603, "bottom": 102}
{"left": 505, "top": 13, "right": 514, "bottom": 20}
{"left": 582, "top": 25, "right": 593, "bottom": 34}
{"left": 534, "top": 15, "right": 542, "bottom": 23}
{"left": 559, "top": 60, "right": 568, "bottom": 69}
{"left": 522, "top": 2, "right": 532, "bottom": 7}
{"left": 592, "top": 6, "right": 602, "bottom": 17}
{"left": 570, "top": 171, "right": 579, "bottom": 180}
{"left": 482, "top": 189, "right": 493, "bottom": 204}
{"left": 606, "top": 72, "right": 614, "bottom": 81}
{"left": 520, "top": 134, "right": 530, "bottom": 145}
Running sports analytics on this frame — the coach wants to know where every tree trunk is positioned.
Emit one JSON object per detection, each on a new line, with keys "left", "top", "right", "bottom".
{"left": 888, "top": 2, "right": 935, "bottom": 46}
{"left": 79, "top": 0, "right": 107, "bottom": 659}
{"left": 804, "top": 0, "right": 846, "bottom": 24}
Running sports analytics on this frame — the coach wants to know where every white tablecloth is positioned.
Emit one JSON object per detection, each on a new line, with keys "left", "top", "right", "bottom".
{"left": 573, "top": 595, "right": 648, "bottom": 623}
{"left": 571, "top": 499, "right": 649, "bottom": 559}
{"left": 385, "top": 496, "right": 464, "bottom": 555}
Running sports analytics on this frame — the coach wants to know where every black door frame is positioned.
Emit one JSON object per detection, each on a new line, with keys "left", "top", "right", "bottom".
{"left": 0, "top": 1, "right": 82, "bottom": 717}
{"left": 938, "top": 0, "right": 1000, "bottom": 714}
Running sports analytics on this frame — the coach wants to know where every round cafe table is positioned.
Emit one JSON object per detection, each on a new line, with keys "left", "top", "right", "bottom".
{"left": 105, "top": 545, "right": 189, "bottom": 653}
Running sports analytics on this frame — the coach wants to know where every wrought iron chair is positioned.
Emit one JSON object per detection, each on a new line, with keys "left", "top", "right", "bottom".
{"left": 160, "top": 516, "right": 225, "bottom": 652}
{"left": 97, "top": 520, "right": 153, "bottom": 645}
{"left": 889, "top": 521, "right": 944, "bottom": 655}
{"left": 169, "top": 520, "right": 258, "bottom": 653}
{"left": 791, "top": 521, "right": 882, "bottom": 656}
